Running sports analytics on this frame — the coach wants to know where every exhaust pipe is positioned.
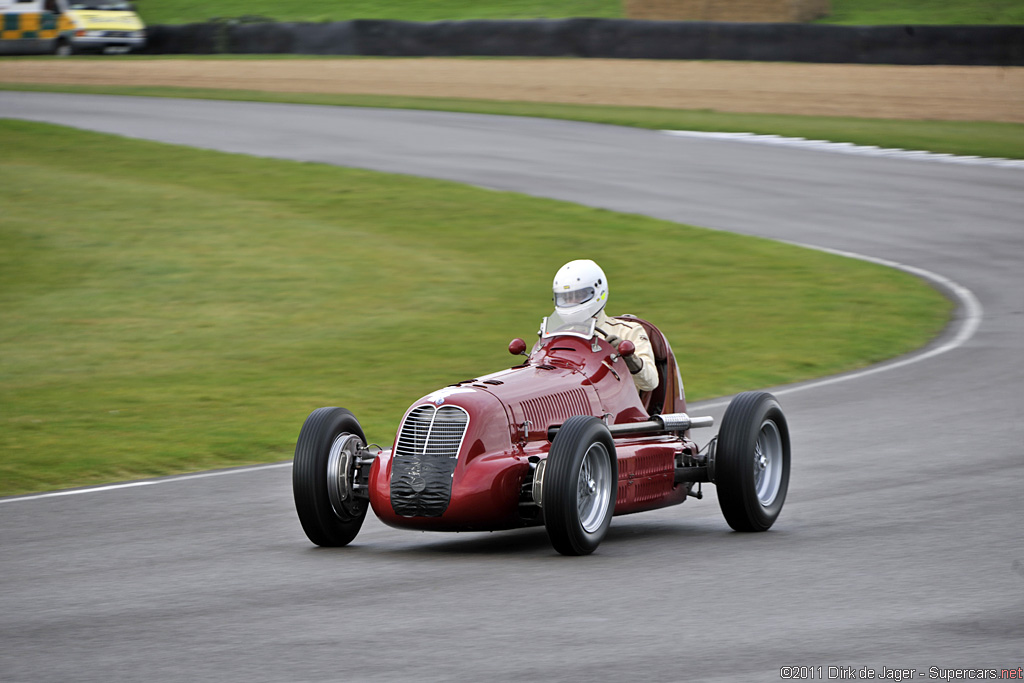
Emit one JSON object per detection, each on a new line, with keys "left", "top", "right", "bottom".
{"left": 547, "top": 412, "right": 713, "bottom": 441}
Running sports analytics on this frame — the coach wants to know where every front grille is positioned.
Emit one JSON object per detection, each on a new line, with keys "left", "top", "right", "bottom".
{"left": 395, "top": 405, "right": 468, "bottom": 459}
{"left": 391, "top": 405, "right": 468, "bottom": 517}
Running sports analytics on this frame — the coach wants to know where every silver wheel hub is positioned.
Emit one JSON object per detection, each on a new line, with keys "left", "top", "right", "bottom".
{"left": 753, "top": 420, "right": 783, "bottom": 507}
{"left": 577, "top": 442, "right": 612, "bottom": 534}
{"left": 327, "top": 433, "right": 363, "bottom": 519}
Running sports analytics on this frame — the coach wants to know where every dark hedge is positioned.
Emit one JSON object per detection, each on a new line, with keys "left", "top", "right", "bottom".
{"left": 142, "top": 19, "right": 1024, "bottom": 65}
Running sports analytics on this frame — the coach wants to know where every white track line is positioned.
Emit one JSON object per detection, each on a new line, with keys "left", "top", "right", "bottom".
{"left": 7, "top": 240, "right": 980, "bottom": 504}
{"left": 0, "top": 462, "right": 292, "bottom": 504}
{"left": 4, "top": 244, "right": 982, "bottom": 502}
{"left": 1, "top": 160, "right": 986, "bottom": 503}
{"left": 662, "top": 130, "right": 1024, "bottom": 170}
{"left": 696, "top": 243, "right": 983, "bottom": 411}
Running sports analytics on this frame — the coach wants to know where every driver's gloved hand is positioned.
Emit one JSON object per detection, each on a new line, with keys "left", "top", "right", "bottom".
{"left": 624, "top": 354, "right": 644, "bottom": 375}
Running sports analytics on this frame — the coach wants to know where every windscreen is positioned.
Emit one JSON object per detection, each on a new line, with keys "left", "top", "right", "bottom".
{"left": 540, "top": 312, "right": 596, "bottom": 339}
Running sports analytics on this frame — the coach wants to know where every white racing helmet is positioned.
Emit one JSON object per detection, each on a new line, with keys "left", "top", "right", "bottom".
{"left": 552, "top": 259, "right": 608, "bottom": 324}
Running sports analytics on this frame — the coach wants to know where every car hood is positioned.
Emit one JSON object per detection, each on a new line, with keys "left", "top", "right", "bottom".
{"left": 447, "top": 363, "right": 602, "bottom": 441}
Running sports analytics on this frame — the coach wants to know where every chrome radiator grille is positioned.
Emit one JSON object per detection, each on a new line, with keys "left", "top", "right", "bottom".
{"left": 391, "top": 404, "right": 468, "bottom": 517}
{"left": 395, "top": 405, "right": 468, "bottom": 460}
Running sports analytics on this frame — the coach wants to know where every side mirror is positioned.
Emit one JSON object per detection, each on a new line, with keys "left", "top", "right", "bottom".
{"left": 508, "top": 338, "right": 527, "bottom": 356}
{"left": 617, "top": 339, "right": 636, "bottom": 357}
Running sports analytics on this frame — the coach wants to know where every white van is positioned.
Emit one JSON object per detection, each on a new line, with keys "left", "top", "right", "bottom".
{"left": 0, "top": 0, "right": 146, "bottom": 55}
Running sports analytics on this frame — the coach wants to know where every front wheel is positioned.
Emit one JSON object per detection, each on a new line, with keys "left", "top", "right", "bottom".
{"left": 543, "top": 416, "right": 617, "bottom": 556}
{"left": 292, "top": 407, "right": 369, "bottom": 547}
{"left": 715, "top": 391, "right": 790, "bottom": 532}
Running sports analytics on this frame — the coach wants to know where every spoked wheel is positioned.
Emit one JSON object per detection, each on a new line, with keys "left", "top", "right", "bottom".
{"left": 292, "top": 407, "right": 369, "bottom": 547}
{"left": 715, "top": 391, "right": 791, "bottom": 531}
{"left": 543, "top": 416, "right": 617, "bottom": 556}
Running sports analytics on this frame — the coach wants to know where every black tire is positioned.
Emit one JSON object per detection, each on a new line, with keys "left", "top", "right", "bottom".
{"left": 715, "top": 391, "right": 790, "bottom": 532}
{"left": 543, "top": 416, "right": 617, "bottom": 556}
{"left": 54, "top": 39, "right": 73, "bottom": 57}
{"left": 292, "top": 407, "right": 369, "bottom": 547}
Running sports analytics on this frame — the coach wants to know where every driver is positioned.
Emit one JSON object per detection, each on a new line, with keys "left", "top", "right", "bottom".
{"left": 551, "top": 259, "right": 659, "bottom": 393}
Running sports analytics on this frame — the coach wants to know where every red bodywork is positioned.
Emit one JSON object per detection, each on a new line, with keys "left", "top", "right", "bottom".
{"left": 368, "top": 318, "right": 699, "bottom": 531}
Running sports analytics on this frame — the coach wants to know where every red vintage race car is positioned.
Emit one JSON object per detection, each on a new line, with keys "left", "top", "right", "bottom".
{"left": 292, "top": 315, "right": 791, "bottom": 555}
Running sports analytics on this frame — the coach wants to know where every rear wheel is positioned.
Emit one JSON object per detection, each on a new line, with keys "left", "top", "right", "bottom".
{"left": 292, "top": 407, "right": 369, "bottom": 547}
{"left": 715, "top": 391, "right": 790, "bottom": 531}
{"left": 543, "top": 416, "right": 617, "bottom": 556}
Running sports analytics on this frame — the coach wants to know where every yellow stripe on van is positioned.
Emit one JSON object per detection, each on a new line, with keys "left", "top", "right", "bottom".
{"left": 1, "top": 11, "right": 74, "bottom": 40}
{"left": 19, "top": 13, "right": 40, "bottom": 31}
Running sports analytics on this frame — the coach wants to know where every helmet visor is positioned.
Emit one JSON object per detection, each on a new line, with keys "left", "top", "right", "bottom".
{"left": 554, "top": 286, "right": 595, "bottom": 308}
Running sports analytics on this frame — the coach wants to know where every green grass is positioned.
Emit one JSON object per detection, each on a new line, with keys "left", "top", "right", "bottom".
{"left": 3, "top": 82, "right": 1021, "bottom": 159}
{"left": 133, "top": 0, "right": 1024, "bottom": 25}
{"left": 819, "top": 0, "right": 1024, "bottom": 25}
{"left": 0, "top": 119, "right": 950, "bottom": 496}
{"left": 137, "top": 1, "right": 625, "bottom": 25}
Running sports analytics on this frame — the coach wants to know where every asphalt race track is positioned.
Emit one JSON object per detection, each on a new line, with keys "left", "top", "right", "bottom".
{"left": 2, "top": 92, "right": 1022, "bottom": 682}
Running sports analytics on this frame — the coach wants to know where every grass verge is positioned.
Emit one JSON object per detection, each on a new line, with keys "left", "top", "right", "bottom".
{"left": 135, "top": 0, "right": 624, "bottom": 25}
{"left": 2, "top": 82, "right": 1021, "bottom": 159}
{"left": 132, "top": 0, "right": 1024, "bottom": 25}
{"left": 818, "top": 0, "right": 1024, "bottom": 25}
{"left": 0, "top": 119, "right": 951, "bottom": 496}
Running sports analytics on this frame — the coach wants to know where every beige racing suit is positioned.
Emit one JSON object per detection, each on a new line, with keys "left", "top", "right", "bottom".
{"left": 595, "top": 311, "right": 659, "bottom": 393}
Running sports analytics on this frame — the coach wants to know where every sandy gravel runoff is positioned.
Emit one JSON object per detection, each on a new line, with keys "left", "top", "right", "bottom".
{"left": 1, "top": 58, "right": 1022, "bottom": 123}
